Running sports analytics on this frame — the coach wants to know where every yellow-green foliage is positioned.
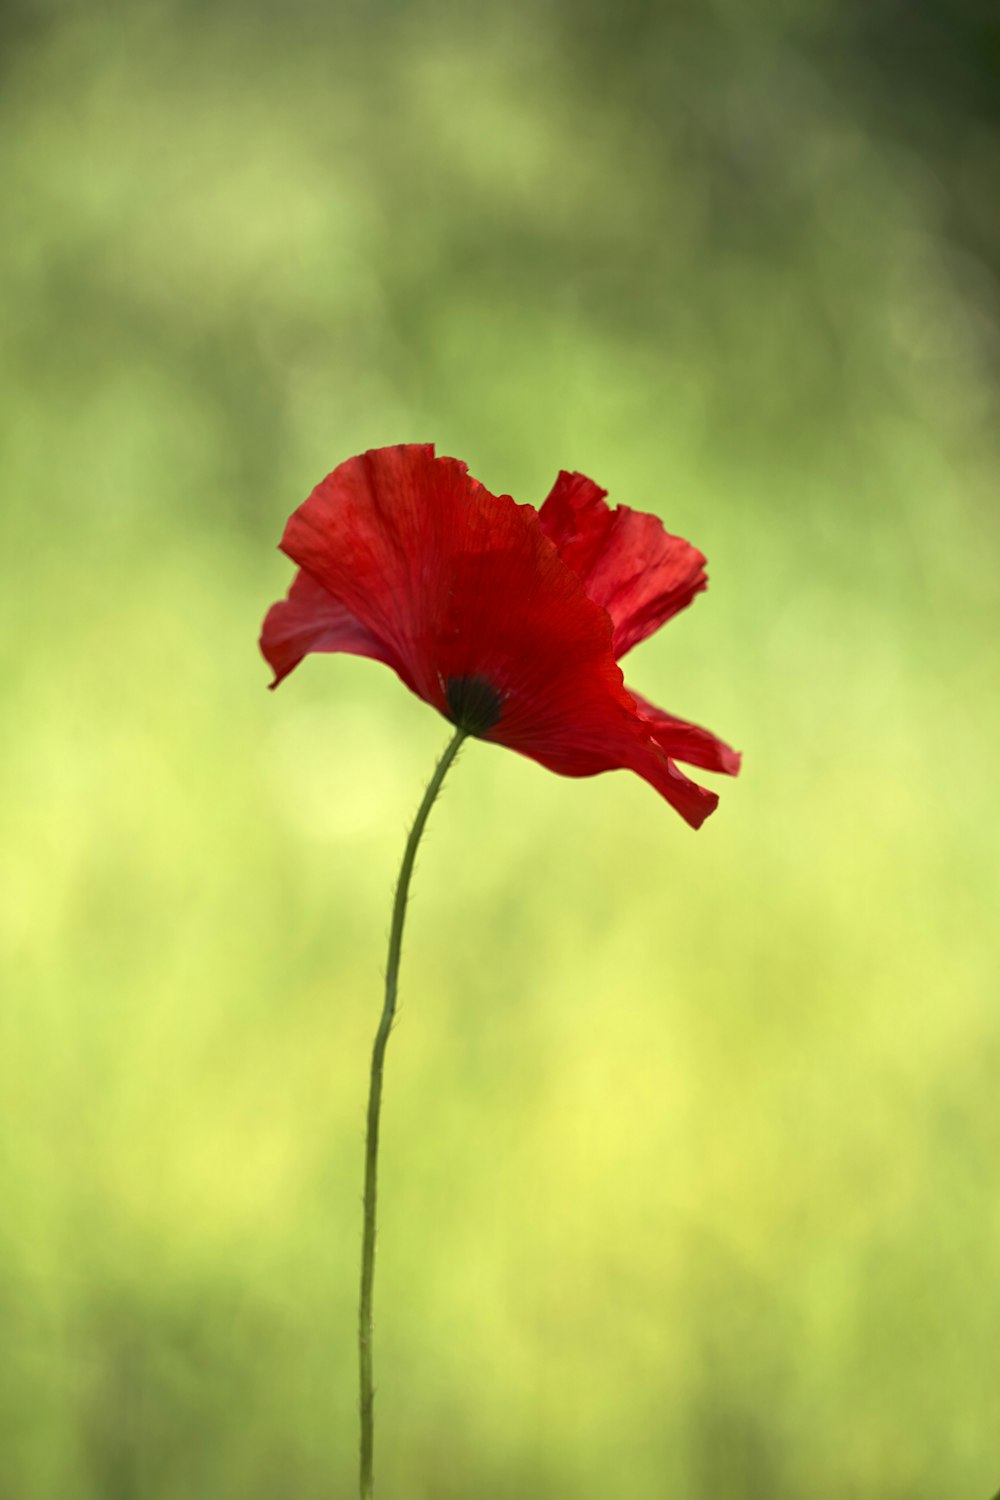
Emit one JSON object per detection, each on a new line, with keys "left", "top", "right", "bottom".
{"left": 2, "top": 5, "right": 998, "bottom": 1497}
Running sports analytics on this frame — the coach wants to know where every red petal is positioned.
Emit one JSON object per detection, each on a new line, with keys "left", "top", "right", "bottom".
{"left": 538, "top": 471, "right": 708, "bottom": 658}
{"left": 629, "top": 689, "right": 742, "bottom": 776}
{"left": 276, "top": 445, "right": 468, "bottom": 711}
{"left": 514, "top": 727, "right": 722, "bottom": 829}
{"left": 627, "top": 751, "right": 721, "bottom": 829}
{"left": 489, "top": 641, "right": 726, "bottom": 827}
{"left": 259, "top": 567, "right": 412, "bottom": 689}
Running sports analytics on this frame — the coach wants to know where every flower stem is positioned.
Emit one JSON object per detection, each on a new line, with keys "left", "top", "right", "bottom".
{"left": 359, "top": 726, "right": 467, "bottom": 1499}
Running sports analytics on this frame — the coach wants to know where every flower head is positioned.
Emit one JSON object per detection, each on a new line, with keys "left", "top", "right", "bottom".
{"left": 261, "top": 444, "right": 739, "bottom": 827}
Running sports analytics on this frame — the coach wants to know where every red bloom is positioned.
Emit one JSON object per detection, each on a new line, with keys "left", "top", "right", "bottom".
{"left": 261, "top": 445, "right": 739, "bottom": 827}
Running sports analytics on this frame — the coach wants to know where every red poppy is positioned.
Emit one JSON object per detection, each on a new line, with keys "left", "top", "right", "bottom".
{"left": 260, "top": 444, "right": 739, "bottom": 827}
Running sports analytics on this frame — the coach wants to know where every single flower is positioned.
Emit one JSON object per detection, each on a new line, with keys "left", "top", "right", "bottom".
{"left": 260, "top": 444, "right": 739, "bottom": 827}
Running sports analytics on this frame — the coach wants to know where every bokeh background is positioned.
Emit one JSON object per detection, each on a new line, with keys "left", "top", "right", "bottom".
{"left": 3, "top": 1, "right": 999, "bottom": 1496}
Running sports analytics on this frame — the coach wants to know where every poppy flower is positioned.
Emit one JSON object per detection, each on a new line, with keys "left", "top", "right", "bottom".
{"left": 260, "top": 444, "right": 739, "bottom": 827}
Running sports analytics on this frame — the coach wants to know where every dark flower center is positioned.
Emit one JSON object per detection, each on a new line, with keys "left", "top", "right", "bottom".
{"left": 445, "top": 675, "right": 505, "bottom": 736}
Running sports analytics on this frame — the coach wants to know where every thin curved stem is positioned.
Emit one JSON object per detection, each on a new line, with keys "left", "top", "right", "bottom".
{"left": 359, "top": 726, "right": 466, "bottom": 1499}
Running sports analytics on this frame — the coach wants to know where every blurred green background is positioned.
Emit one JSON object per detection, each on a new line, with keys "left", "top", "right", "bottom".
{"left": 2, "top": 1, "right": 999, "bottom": 1496}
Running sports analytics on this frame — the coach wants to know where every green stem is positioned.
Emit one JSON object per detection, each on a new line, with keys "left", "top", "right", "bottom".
{"left": 359, "top": 727, "right": 467, "bottom": 1500}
